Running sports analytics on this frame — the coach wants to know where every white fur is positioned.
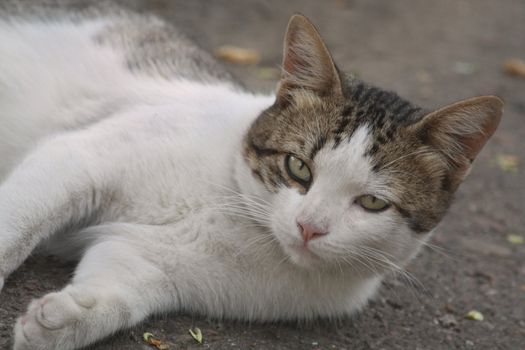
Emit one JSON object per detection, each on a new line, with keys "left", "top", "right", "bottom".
{"left": 0, "top": 19, "right": 420, "bottom": 350}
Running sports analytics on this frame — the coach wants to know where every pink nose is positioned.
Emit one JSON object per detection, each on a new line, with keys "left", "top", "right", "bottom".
{"left": 297, "top": 221, "right": 328, "bottom": 243}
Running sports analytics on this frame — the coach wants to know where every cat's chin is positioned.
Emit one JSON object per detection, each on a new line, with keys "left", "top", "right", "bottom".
{"left": 283, "top": 243, "right": 326, "bottom": 269}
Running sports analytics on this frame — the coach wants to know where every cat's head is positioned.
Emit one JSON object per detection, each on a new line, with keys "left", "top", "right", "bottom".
{"left": 240, "top": 15, "right": 502, "bottom": 272}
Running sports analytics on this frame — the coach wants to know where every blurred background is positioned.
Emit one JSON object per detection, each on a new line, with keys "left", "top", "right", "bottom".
{"left": 1, "top": 1, "right": 524, "bottom": 349}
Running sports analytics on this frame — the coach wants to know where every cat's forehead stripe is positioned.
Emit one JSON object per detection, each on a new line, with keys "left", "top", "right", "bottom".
{"left": 314, "top": 81, "right": 425, "bottom": 157}
{"left": 243, "top": 77, "right": 446, "bottom": 235}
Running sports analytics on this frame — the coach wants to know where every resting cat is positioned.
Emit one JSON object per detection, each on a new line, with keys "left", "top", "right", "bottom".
{"left": 0, "top": 7, "right": 502, "bottom": 350}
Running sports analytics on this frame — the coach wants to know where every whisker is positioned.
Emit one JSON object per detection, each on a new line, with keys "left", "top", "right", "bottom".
{"left": 358, "top": 246, "right": 426, "bottom": 295}
{"left": 414, "top": 237, "right": 457, "bottom": 261}
{"left": 234, "top": 232, "right": 275, "bottom": 258}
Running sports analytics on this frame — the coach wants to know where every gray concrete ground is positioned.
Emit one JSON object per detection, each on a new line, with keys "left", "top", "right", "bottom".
{"left": 1, "top": 0, "right": 524, "bottom": 349}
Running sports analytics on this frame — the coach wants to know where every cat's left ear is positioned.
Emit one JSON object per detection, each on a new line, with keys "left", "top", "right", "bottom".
{"left": 276, "top": 15, "right": 343, "bottom": 104}
{"left": 413, "top": 96, "right": 503, "bottom": 189}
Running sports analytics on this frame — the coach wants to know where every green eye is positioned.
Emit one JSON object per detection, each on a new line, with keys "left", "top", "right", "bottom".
{"left": 286, "top": 155, "right": 311, "bottom": 185}
{"left": 356, "top": 195, "right": 390, "bottom": 212}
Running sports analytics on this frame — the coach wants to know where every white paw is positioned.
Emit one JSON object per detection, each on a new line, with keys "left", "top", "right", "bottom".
{"left": 13, "top": 288, "right": 95, "bottom": 350}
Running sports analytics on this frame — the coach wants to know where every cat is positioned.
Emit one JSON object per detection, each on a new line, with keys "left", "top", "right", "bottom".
{"left": 0, "top": 4, "right": 502, "bottom": 350}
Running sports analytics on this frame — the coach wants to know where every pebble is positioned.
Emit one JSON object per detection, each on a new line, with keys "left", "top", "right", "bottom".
{"left": 484, "top": 288, "right": 498, "bottom": 296}
{"left": 438, "top": 314, "right": 459, "bottom": 328}
{"left": 482, "top": 321, "right": 496, "bottom": 331}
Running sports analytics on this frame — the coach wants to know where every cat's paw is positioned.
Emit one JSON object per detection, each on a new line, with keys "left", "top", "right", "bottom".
{"left": 13, "top": 288, "right": 96, "bottom": 350}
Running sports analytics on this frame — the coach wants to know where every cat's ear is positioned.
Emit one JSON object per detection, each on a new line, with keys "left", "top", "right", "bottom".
{"left": 276, "top": 15, "right": 343, "bottom": 103}
{"left": 414, "top": 96, "right": 503, "bottom": 189}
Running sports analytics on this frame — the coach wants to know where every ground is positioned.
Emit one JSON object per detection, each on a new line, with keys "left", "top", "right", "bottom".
{"left": 0, "top": 0, "right": 524, "bottom": 349}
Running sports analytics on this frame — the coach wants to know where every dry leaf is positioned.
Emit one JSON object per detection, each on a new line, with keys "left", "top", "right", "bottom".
{"left": 503, "top": 58, "right": 525, "bottom": 78}
{"left": 495, "top": 154, "right": 519, "bottom": 172}
{"left": 189, "top": 327, "right": 203, "bottom": 344}
{"left": 143, "top": 332, "right": 169, "bottom": 349}
{"left": 507, "top": 234, "right": 524, "bottom": 245}
{"left": 466, "top": 310, "right": 484, "bottom": 321}
{"left": 215, "top": 46, "right": 261, "bottom": 65}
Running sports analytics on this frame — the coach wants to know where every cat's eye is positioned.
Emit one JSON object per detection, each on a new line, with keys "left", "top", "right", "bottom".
{"left": 356, "top": 195, "right": 390, "bottom": 212}
{"left": 285, "top": 155, "right": 311, "bottom": 185}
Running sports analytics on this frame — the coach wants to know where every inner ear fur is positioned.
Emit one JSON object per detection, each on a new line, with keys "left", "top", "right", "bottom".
{"left": 413, "top": 95, "right": 503, "bottom": 188}
{"left": 277, "top": 14, "right": 343, "bottom": 104}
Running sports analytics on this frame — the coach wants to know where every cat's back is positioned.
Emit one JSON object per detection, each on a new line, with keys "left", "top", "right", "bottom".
{"left": 0, "top": 0, "right": 234, "bottom": 84}
{"left": 0, "top": 2, "right": 246, "bottom": 178}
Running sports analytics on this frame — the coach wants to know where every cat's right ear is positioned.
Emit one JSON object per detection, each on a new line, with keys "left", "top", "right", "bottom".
{"left": 276, "top": 15, "right": 343, "bottom": 104}
{"left": 413, "top": 96, "right": 503, "bottom": 191}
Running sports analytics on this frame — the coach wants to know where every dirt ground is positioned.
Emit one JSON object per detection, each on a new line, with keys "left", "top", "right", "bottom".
{"left": 1, "top": 0, "right": 524, "bottom": 349}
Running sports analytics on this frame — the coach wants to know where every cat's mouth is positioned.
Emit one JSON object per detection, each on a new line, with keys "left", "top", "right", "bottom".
{"left": 270, "top": 221, "right": 326, "bottom": 268}
{"left": 291, "top": 243, "right": 317, "bottom": 255}
{"left": 285, "top": 242, "right": 324, "bottom": 267}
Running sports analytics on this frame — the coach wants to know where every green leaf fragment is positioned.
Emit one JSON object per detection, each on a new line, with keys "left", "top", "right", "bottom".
{"left": 466, "top": 310, "right": 484, "bottom": 321}
{"left": 507, "top": 234, "right": 524, "bottom": 244}
{"left": 453, "top": 61, "right": 478, "bottom": 75}
{"left": 143, "top": 332, "right": 169, "bottom": 349}
{"left": 495, "top": 154, "right": 519, "bottom": 172}
{"left": 143, "top": 332, "right": 154, "bottom": 342}
{"left": 256, "top": 67, "right": 279, "bottom": 80}
{"left": 189, "top": 327, "right": 203, "bottom": 344}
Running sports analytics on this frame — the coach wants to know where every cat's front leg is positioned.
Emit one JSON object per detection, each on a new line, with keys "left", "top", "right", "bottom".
{"left": 13, "top": 228, "right": 179, "bottom": 350}
{"left": 0, "top": 133, "right": 118, "bottom": 291}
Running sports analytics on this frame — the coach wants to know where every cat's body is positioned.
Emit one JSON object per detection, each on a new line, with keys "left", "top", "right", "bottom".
{"left": 0, "top": 6, "right": 502, "bottom": 350}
